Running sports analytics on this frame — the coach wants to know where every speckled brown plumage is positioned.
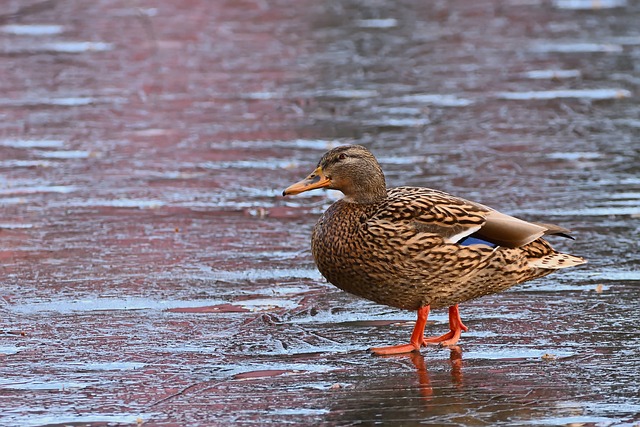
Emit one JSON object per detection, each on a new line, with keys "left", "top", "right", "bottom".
{"left": 283, "top": 145, "right": 586, "bottom": 354}
{"left": 311, "top": 188, "right": 569, "bottom": 310}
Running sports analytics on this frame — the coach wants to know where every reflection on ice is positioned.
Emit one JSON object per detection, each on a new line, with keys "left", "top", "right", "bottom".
{"left": 10, "top": 297, "right": 226, "bottom": 313}
{"left": 256, "top": 342, "right": 354, "bottom": 356}
{"left": 50, "top": 198, "right": 166, "bottom": 208}
{"left": 236, "top": 298, "right": 299, "bottom": 311}
{"left": 0, "top": 185, "right": 76, "bottom": 196}
{"left": 213, "top": 361, "right": 335, "bottom": 378}
{"left": 42, "top": 97, "right": 97, "bottom": 106}
{"left": 1, "top": 412, "right": 147, "bottom": 427}
{"left": 531, "top": 42, "right": 623, "bottom": 53}
{"left": 355, "top": 19, "right": 398, "bottom": 28}
{"left": 10, "top": 296, "right": 301, "bottom": 314}
{"left": 241, "top": 91, "right": 284, "bottom": 100}
{"left": 463, "top": 347, "right": 575, "bottom": 360}
{"left": 553, "top": 0, "right": 627, "bottom": 9}
{"left": 199, "top": 159, "right": 300, "bottom": 170}
{"left": 546, "top": 152, "right": 602, "bottom": 160}
{"left": 268, "top": 408, "right": 331, "bottom": 416}
{"left": 522, "top": 415, "right": 625, "bottom": 426}
{"left": 0, "top": 160, "right": 56, "bottom": 168}
{"left": 37, "top": 150, "right": 91, "bottom": 159}
{"left": 0, "top": 346, "right": 22, "bottom": 355}
{"left": 227, "top": 139, "right": 342, "bottom": 150}
{"left": 61, "top": 361, "right": 146, "bottom": 371}
{"left": 316, "top": 89, "right": 379, "bottom": 99}
{"left": 0, "top": 139, "right": 65, "bottom": 148}
{"left": 0, "top": 380, "right": 93, "bottom": 390}
{"left": 363, "top": 117, "right": 429, "bottom": 127}
{"left": 0, "top": 223, "right": 33, "bottom": 229}
{"left": 571, "top": 270, "right": 640, "bottom": 281}
{"left": 41, "top": 41, "right": 113, "bottom": 53}
{"left": 389, "top": 93, "right": 475, "bottom": 107}
{"left": 522, "top": 69, "right": 581, "bottom": 79}
{"left": 518, "top": 206, "right": 640, "bottom": 216}
{"left": 0, "top": 97, "right": 97, "bottom": 107}
{"left": 213, "top": 268, "right": 322, "bottom": 281}
{"left": 496, "top": 89, "right": 631, "bottom": 100}
{"left": 0, "top": 24, "right": 64, "bottom": 35}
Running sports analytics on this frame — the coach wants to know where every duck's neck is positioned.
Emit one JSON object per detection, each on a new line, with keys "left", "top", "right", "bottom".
{"left": 343, "top": 172, "right": 388, "bottom": 204}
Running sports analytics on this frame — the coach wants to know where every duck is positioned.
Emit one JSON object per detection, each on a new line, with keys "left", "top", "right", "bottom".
{"left": 283, "top": 145, "right": 586, "bottom": 355}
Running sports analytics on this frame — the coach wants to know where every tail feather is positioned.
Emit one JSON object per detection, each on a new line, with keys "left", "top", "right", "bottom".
{"left": 533, "top": 222, "right": 576, "bottom": 240}
{"left": 529, "top": 253, "right": 586, "bottom": 269}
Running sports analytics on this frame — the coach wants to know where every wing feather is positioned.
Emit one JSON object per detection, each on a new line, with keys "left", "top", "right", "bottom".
{"left": 367, "top": 187, "right": 573, "bottom": 249}
{"left": 368, "top": 187, "right": 487, "bottom": 242}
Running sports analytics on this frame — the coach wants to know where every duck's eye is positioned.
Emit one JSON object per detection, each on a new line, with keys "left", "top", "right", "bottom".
{"left": 338, "top": 153, "right": 347, "bottom": 160}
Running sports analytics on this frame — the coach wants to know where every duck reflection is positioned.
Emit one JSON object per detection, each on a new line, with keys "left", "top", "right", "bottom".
{"left": 382, "top": 346, "right": 464, "bottom": 400}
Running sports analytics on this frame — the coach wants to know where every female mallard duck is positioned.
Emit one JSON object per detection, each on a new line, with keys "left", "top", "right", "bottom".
{"left": 283, "top": 145, "right": 586, "bottom": 355}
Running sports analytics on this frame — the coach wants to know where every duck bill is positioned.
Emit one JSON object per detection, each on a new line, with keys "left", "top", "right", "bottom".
{"left": 283, "top": 167, "right": 331, "bottom": 196}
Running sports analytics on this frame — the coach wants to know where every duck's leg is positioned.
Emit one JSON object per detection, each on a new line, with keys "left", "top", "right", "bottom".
{"left": 371, "top": 305, "right": 430, "bottom": 355}
{"left": 422, "top": 304, "right": 468, "bottom": 347}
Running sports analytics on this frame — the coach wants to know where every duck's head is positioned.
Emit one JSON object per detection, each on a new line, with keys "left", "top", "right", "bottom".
{"left": 283, "top": 145, "right": 387, "bottom": 204}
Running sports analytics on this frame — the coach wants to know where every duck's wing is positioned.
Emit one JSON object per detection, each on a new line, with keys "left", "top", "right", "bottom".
{"left": 371, "top": 187, "right": 571, "bottom": 249}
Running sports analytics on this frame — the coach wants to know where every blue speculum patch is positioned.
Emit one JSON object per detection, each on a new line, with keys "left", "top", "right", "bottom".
{"left": 459, "top": 236, "right": 498, "bottom": 248}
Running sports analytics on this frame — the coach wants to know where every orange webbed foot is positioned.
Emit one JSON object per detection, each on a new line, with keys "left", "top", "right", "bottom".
{"left": 423, "top": 305, "right": 468, "bottom": 347}
{"left": 370, "top": 343, "right": 421, "bottom": 355}
{"left": 370, "top": 306, "right": 431, "bottom": 356}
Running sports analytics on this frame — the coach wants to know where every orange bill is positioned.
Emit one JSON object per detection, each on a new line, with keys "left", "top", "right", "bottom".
{"left": 282, "top": 167, "right": 331, "bottom": 196}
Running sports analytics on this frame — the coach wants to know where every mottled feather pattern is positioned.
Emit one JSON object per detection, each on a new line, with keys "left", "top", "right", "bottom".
{"left": 374, "top": 187, "right": 487, "bottom": 240}
{"left": 312, "top": 187, "right": 584, "bottom": 310}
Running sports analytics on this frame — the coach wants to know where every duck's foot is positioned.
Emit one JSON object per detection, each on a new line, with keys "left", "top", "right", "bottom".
{"left": 370, "top": 305, "right": 431, "bottom": 356}
{"left": 370, "top": 343, "right": 421, "bottom": 355}
{"left": 423, "top": 304, "right": 468, "bottom": 347}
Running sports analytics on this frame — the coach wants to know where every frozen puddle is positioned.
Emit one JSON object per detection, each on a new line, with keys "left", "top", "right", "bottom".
{"left": 213, "top": 268, "right": 322, "bottom": 281}
{"left": 522, "top": 69, "right": 582, "bottom": 79}
{"left": 496, "top": 89, "right": 631, "bottom": 100}
{"left": 226, "top": 138, "right": 341, "bottom": 151}
{"left": 0, "top": 346, "right": 23, "bottom": 355}
{"left": 10, "top": 297, "right": 298, "bottom": 314}
{"left": 214, "top": 362, "right": 335, "bottom": 379}
{"left": 36, "top": 150, "right": 91, "bottom": 159}
{"left": 517, "top": 206, "right": 640, "bottom": 216}
{"left": 523, "top": 415, "right": 626, "bottom": 426}
{"left": 389, "top": 93, "right": 475, "bottom": 107}
{"left": 61, "top": 361, "right": 146, "bottom": 371}
{"left": 200, "top": 158, "right": 300, "bottom": 170}
{"left": 42, "top": 41, "right": 114, "bottom": 53}
{"left": 355, "top": 18, "right": 398, "bottom": 28}
{"left": 40, "top": 97, "right": 97, "bottom": 106}
{"left": 363, "top": 117, "right": 429, "bottom": 128}
{"left": 0, "top": 97, "right": 97, "bottom": 107}
{"left": 268, "top": 408, "right": 330, "bottom": 416}
{"left": 546, "top": 152, "right": 602, "bottom": 160}
{"left": 0, "top": 24, "right": 65, "bottom": 35}
{"left": 0, "top": 380, "right": 93, "bottom": 390}
{"left": 10, "top": 297, "right": 229, "bottom": 313}
{"left": 256, "top": 342, "right": 354, "bottom": 356}
{"left": 463, "top": 347, "right": 575, "bottom": 360}
{"left": 531, "top": 42, "right": 623, "bottom": 53}
{"left": 0, "top": 185, "right": 76, "bottom": 196}
{"left": 0, "top": 160, "right": 56, "bottom": 168}
{"left": 552, "top": 0, "right": 627, "bottom": 9}
{"left": 571, "top": 269, "right": 640, "bottom": 281}
{"left": 0, "top": 139, "right": 65, "bottom": 149}
{"left": 50, "top": 198, "right": 166, "bottom": 209}
{"left": 0, "top": 223, "right": 34, "bottom": 229}
{"left": 315, "top": 89, "right": 380, "bottom": 99}
{"left": 1, "top": 412, "right": 147, "bottom": 427}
